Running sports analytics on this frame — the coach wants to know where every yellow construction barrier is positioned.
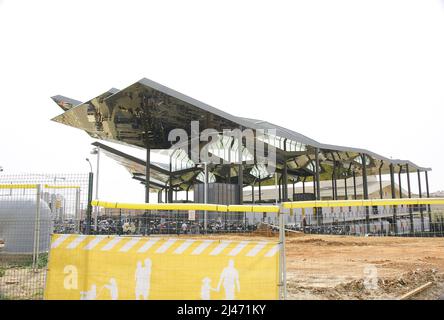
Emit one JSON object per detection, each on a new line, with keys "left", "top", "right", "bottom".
{"left": 0, "top": 184, "right": 39, "bottom": 189}
{"left": 282, "top": 198, "right": 444, "bottom": 209}
{"left": 91, "top": 200, "right": 280, "bottom": 213}
{"left": 44, "top": 185, "right": 81, "bottom": 189}
{"left": 0, "top": 184, "right": 80, "bottom": 189}
{"left": 44, "top": 234, "right": 280, "bottom": 300}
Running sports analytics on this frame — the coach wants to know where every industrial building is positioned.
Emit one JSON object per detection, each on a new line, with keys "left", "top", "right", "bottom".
{"left": 51, "top": 78, "right": 433, "bottom": 230}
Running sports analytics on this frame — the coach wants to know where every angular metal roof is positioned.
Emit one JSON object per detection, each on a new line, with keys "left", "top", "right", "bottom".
{"left": 51, "top": 77, "right": 431, "bottom": 189}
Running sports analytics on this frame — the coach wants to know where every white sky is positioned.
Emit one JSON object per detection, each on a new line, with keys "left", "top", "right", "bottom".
{"left": 0, "top": 0, "right": 443, "bottom": 203}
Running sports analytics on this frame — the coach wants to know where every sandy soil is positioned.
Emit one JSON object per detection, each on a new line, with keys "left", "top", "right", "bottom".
{"left": 283, "top": 232, "right": 444, "bottom": 300}
{"left": 0, "top": 268, "right": 45, "bottom": 300}
{"left": 173, "top": 229, "right": 444, "bottom": 299}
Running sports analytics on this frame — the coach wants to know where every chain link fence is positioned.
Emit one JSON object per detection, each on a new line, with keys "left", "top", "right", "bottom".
{"left": 1, "top": 173, "right": 444, "bottom": 300}
{"left": 0, "top": 173, "right": 90, "bottom": 300}
{"left": 93, "top": 207, "right": 275, "bottom": 237}
{"left": 281, "top": 204, "right": 444, "bottom": 237}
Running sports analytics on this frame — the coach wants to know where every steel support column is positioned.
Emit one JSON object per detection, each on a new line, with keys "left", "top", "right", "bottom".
{"left": 238, "top": 132, "right": 243, "bottom": 205}
{"left": 398, "top": 165, "right": 403, "bottom": 199}
{"left": 168, "top": 155, "right": 173, "bottom": 203}
{"left": 379, "top": 163, "right": 383, "bottom": 199}
{"left": 312, "top": 174, "right": 316, "bottom": 198}
{"left": 418, "top": 170, "right": 424, "bottom": 232}
{"left": 353, "top": 171, "right": 357, "bottom": 199}
{"left": 425, "top": 170, "right": 432, "bottom": 232}
{"left": 302, "top": 177, "right": 306, "bottom": 194}
{"left": 361, "top": 154, "right": 370, "bottom": 233}
{"left": 144, "top": 142, "right": 150, "bottom": 236}
{"left": 145, "top": 146, "right": 150, "bottom": 203}
{"left": 390, "top": 164, "right": 398, "bottom": 234}
{"left": 85, "top": 172, "right": 94, "bottom": 235}
{"left": 252, "top": 184, "right": 255, "bottom": 203}
{"left": 158, "top": 189, "right": 162, "bottom": 203}
{"left": 258, "top": 180, "right": 262, "bottom": 203}
{"left": 406, "top": 163, "right": 414, "bottom": 234}
{"left": 331, "top": 161, "right": 336, "bottom": 200}
{"left": 283, "top": 158, "right": 288, "bottom": 202}
{"left": 314, "top": 148, "right": 322, "bottom": 224}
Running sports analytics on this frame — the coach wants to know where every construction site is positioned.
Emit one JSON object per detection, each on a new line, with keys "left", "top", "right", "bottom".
{"left": 1, "top": 78, "right": 443, "bottom": 300}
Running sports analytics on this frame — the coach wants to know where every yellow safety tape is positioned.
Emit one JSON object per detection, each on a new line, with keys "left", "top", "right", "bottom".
{"left": 252, "top": 205, "right": 280, "bottom": 213}
{"left": 0, "top": 184, "right": 80, "bottom": 189}
{"left": 44, "top": 185, "right": 80, "bottom": 189}
{"left": 282, "top": 197, "right": 444, "bottom": 209}
{"left": 0, "top": 184, "right": 38, "bottom": 189}
{"left": 92, "top": 200, "right": 280, "bottom": 213}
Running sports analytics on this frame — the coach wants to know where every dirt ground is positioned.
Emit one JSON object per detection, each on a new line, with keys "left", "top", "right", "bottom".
{"left": 0, "top": 268, "right": 45, "bottom": 300}
{"left": 1, "top": 231, "right": 443, "bottom": 300}
{"left": 283, "top": 232, "right": 444, "bottom": 300}
{"left": 183, "top": 229, "right": 444, "bottom": 299}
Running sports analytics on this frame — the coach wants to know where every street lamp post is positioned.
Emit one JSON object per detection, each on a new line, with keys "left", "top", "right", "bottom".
{"left": 91, "top": 147, "right": 100, "bottom": 231}
{"left": 91, "top": 147, "right": 100, "bottom": 202}
{"left": 201, "top": 162, "right": 208, "bottom": 232}
{"left": 86, "top": 158, "right": 93, "bottom": 173}
{"left": 85, "top": 158, "right": 94, "bottom": 234}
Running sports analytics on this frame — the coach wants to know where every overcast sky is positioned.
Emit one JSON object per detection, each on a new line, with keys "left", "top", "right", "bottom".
{"left": 0, "top": 0, "right": 443, "bottom": 203}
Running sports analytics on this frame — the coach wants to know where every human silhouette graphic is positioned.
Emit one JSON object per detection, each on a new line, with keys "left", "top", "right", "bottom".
{"left": 104, "top": 278, "right": 119, "bottom": 300}
{"left": 216, "top": 259, "right": 240, "bottom": 300}
{"left": 80, "top": 284, "right": 97, "bottom": 300}
{"left": 200, "top": 277, "right": 217, "bottom": 300}
{"left": 135, "top": 258, "right": 152, "bottom": 300}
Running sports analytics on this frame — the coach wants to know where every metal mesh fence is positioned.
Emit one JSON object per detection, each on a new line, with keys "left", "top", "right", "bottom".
{"left": 2, "top": 176, "right": 444, "bottom": 300}
{"left": 280, "top": 203, "right": 444, "bottom": 300}
{"left": 0, "top": 173, "right": 89, "bottom": 300}
{"left": 94, "top": 208, "right": 274, "bottom": 237}
{"left": 281, "top": 204, "right": 444, "bottom": 237}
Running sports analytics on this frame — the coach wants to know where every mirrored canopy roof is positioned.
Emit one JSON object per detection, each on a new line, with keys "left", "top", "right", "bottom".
{"left": 52, "top": 77, "right": 431, "bottom": 189}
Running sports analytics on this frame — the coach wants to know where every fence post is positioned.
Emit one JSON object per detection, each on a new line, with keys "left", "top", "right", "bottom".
{"left": 85, "top": 172, "right": 94, "bottom": 235}
{"left": 75, "top": 187, "right": 81, "bottom": 233}
{"left": 278, "top": 208, "right": 287, "bottom": 300}
{"left": 33, "top": 184, "right": 42, "bottom": 270}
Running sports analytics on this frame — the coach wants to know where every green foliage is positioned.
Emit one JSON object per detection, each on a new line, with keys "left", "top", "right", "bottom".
{"left": 10, "top": 253, "right": 49, "bottom": 269}
{"left": 0, "top": 293, "right": 10, "bottom": 300}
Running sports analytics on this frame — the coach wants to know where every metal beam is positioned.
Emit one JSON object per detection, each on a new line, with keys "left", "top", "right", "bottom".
{"left": 145, "top": 146, "right": 150, "bottom": 203}
{"left": 390, "top": 163, "right": 398, "bottom": 234}
{"left": 252, "top": 184, "right": 255, "bottom": 203}
{"left": 314, "top": 148, "right": 322, "bottom": 224}
{"left": 361, "top": 154, "right": 370, "bottom": 233}
{"left": 418, "top": 170, "right": 424, "bottom": 232}
{"left": 258, "top": 180, "right": 262, "bottom": 203}
{"left": 398, "top": 165, "right": 403, "bottom": 199}
{"left": 238, "top": 128, "right": 243, "bottom": 205}
{"left": 353, "top": 171, "right": 357, "bottom": 199}
{"left": 283, "top": 158, "right": 288, "bottom": 202}
{"left": 379, "top": 162, "right": 383, "bottom": 199}
{"left": 406, "top": 163, "right": 414, "bottom": 234}
{"left": 302, "top": 176, "right": 306, "bottom": 194}
{"left": 315, "top": 148, "right": 321, "bottom": 200}
{"left": 331, "top": 160, "right": 336, "bottom": 200}
{"left": 425, "top": 170, "right": 432, "bottom": 231}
